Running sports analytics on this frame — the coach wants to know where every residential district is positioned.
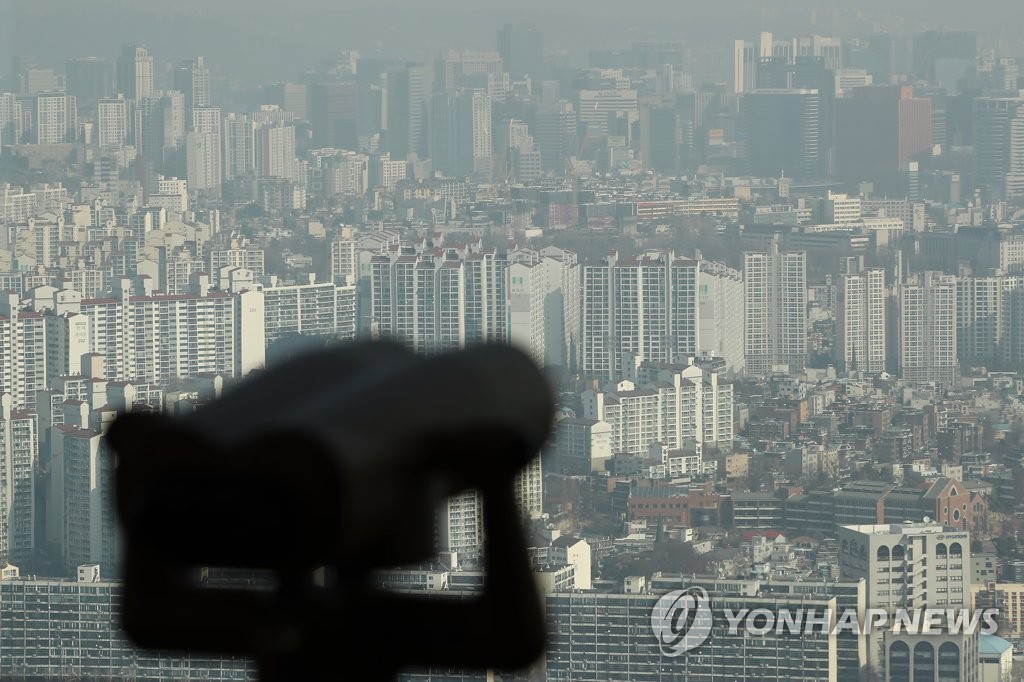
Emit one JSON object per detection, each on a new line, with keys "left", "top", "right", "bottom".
{"left": 2, "top": 17, "right": 1024, "bottom": 682}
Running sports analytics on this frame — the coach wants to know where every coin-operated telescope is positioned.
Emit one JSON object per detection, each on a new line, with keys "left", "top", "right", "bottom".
{"left": 107, "top": 342, "right": 554, "bottom": 681}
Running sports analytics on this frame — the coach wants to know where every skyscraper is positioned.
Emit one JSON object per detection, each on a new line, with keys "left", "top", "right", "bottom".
{"left": 899, "top": 271, "right": 957, "bottom": 386}
{"left": 223, "top": 113, "right": 256, "bottom": 180}
{"left": 308, "top": 81, "right": 359, "bottom": 149}
{"left": 741, "top": 88, "right": 823, "bottom": 179}
{"left": 497, "top": 23, "right": 544, "bottom": 81}
{"left": 173, "top": 56, "right": 211, "bottom": 129}
{"left": 65, "top": 57, "right": 114, "bottom": 111}
{"left": 835, "top": 268, "right": 887, "bottom": 374}
{"left": 385, "top": 64, "right": 428, "bottom": 159}
{"left": 912, "top": 30, "right": 977, "bottom": 92}
{"left": 834, "top": 85, "right": 932, "bottom": 193}
{"left": 973, "top": 96, "right": 1024, "bottom": 202}
{"left": 744, "top": 239, "right": 807, "bottom": 376}
{"left": 116, "top": 45, "right": 153, "bottom": 101}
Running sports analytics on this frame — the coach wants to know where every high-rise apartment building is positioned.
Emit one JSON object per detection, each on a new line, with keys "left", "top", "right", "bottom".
{"left": 956, "top": 273, "right": 1024, "bottom": 368}
{"left": 0, "top": 567, "right": 254, "bottom": 679}
{"left": 223, "top": 113, "right": 256, "bottom": 179}
{"left": 0, "top": 395, "right": 37, "bottom": 566}
{"left": 370, "top": 244, "right": 508, "bottom": 353}
{"left": 581, "top": 250, "right": 699, "bottom": 381}
{"left": 96, "top": 95, "right": 127, "bottom": 147}
{"left": 34, "top": 91, "right": 68, "bottom": 145}
{"left": 697, "top": 260, "right": 745, "bottom": 374}
{"left": 506, "top": 246, "right": 579, "bottom": 369}
{"left": 899, "top": 271, "right": 957, "bottom": 386}
{"left": 261, "top": 278, "right": 357, "bottom": 345}
{"left": 836, "top": 268, "right": 887, "bottom": 374}
{"left": 744, "top": 240, "right": 807, "bottom": 376}
{"left": 74, "top": 287, "right": 264, "bottom": 383}
{"left": 255, "top": 123, "right": 297, "bottom": 180}
{"left": 116, "top": 45, "right": 154, "bottom": 101}
{"left": 583, "top": 360, "right": 734, "bottom": 453}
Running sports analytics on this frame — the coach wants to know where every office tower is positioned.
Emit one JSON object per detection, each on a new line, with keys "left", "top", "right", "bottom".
{"left": 973, "top": 96, "right": 1024, "bottom": 202}
{"left": 255, "top": 123, "right": 297, "bottom": 180}
{"left": 385, "top": 64, "right": 428, "bottom": 159}
{"left": 900, "top": 271, "right": 957, "bottom": 386}
{"left": 434, "top": 50, "right": 507, "bottom": 99}
{"left": 369, "top": 245, "right": 508, "bottom": 353}
{"left": 639, "top": 102, "right": 680, "bottom": 173}
{"left": 956, "top": 274, "right": 1024, "bottom": 369}
{"left": 0, "top": 568, "right": 254, "bottom": 678}
{"left": 836, "top": 269, "right": 886, "bottom": 374}
{"left": 65, "top": 57, "right": 114, "bottom": 110}
{"left": 697, "top": 260, "right": 745, "bottom": 374}
{"left": 792, "top": 57, "right": 836, "bottom": 174}
{"left": 34, "top": 91, "right": 67, "bottom": 144}
{"left": 732, "top": 33, "right": 774, "bottom": 94}
{"left": 18, "top": 67, "right": 62, "bottom": 95}
{"left": 583, "top": 360, "right": 733, "bottom": 453}
{"left": 741, "top": 88, "right": 822, "bottom": 179}
{"left": 744, "top": 239, "right": 807, "bottom": 376}
{"left": 912, "top": 30, "right": 977, "bottom": 92}
{"left": 264, "top": 82, "right": 307, "bottom": 120}
{"left": 497, "top": 23, "right": 543, "bottom": 81}
{"left": 533, "top": 101, "right": 575, "bottom": 174}
{"left": 834, "top": 85, "right": 932, "bottom": 193}
{"left": 576, "top": 88, "right": 638, "bottom": 135}
{"left": 173, "top": 56, "right": 211, "bottom": 128}
{"left": 96, "top": 95, "right": 127, "bottom": 147}
{"left": 0, "top": 395, "right": 37, "bottom": 565}
{"left": 839, "top": 522, "right": 978, "bottom": 678}
{"left": 222, "top": 113, "right": 255, "bottom": 179}
{"left": 546, "top": 588, "right": 838, "bottom": 681}
{"left": 580, "top": 250, "right": 698, "bottom": 381}
{"left": 461, "top": 90, "right": 492, "bottom": 179}
{"left": 116, "top": 45, "right": 154, "bottom": 101}
{"left": 308, "top": 81, "right": 359, "bottom": 149}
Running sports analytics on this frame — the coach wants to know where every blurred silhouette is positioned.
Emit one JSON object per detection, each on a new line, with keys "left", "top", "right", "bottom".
{"left": 107, "top": 341, "right": 553, "bottom": 681}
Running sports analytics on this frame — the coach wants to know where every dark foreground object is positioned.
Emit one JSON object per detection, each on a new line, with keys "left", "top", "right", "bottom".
{"left": 107, "top": 342, "right": 554, "bottom": 681}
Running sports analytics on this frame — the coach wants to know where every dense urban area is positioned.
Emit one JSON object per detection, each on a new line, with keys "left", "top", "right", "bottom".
{"left": 4, "top": 5, "right": 1024, "bottom": 680}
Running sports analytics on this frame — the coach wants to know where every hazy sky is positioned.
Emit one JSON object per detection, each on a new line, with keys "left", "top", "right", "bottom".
{"left": 2, "top": 0, "right": 1022, "bottom": 85}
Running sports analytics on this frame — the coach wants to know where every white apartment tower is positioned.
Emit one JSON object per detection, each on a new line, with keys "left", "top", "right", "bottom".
{"left": 743, "top": 239, "right": 808, "bottom": 376}
{"left": 34, "top": 92, "right": 67, "bottom": 145}
{"left": 836, "top": 268, "right": 886, "bottom": 374}
{"left": 956, "top": 273, "right": 1024, "bottom": 368}
{"left": 223, "top": 114, "right": 256, "bottom": 179}
{"left": 581, "top": 250, "right": 699, "bottom": 382}
{"left": 697, "top": 260, "right": 745, "bottom": 373}
{"left": 97, "top": 96, "right": 128, "bottom": 147}
{"left": 0, "top": 394, "right": 38, "bottom": 565}
{"left": 900, "top": 271, "right": 957, "bottom": 386}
